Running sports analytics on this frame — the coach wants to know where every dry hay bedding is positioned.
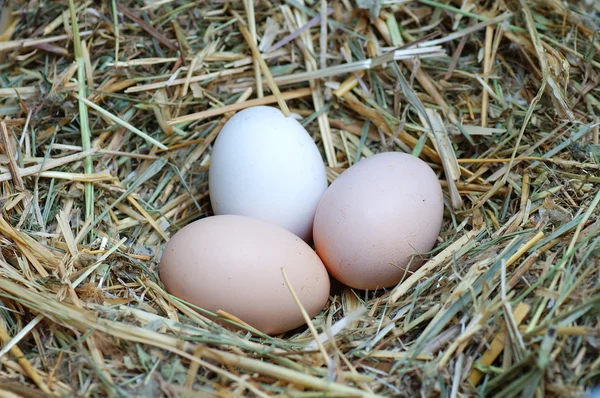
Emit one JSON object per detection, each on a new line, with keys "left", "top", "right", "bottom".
{"left": 0, "top": 0, "right": 598, "bottom": 397}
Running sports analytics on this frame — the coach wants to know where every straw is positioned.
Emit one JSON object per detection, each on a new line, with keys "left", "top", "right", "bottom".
{"left": 0, "top": 0, "right": 598, "bottom": 396}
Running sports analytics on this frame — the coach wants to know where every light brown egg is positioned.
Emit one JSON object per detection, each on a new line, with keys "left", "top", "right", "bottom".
{"left": 159, "top": 215, "right": 330, "bottom": 334}
{"left": 313, "top": 152, "right": 444, "bottom": 290}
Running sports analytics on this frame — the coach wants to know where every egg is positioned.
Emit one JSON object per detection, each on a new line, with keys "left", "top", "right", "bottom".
{"left": 313, "top": 152, "right": 444, "bottom": 290}
{"left": 159, "top": 215, "right": 330, "bottom": 334}
{"left": 208, "top": 106, "right": 328, "bottom": 241}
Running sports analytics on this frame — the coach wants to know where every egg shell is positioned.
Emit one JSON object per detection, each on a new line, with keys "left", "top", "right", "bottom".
{"left": 313, "top": 152, "right": 444, "bottom": 290}
{"left": 208, "top": 106, "right": 328, "bottom": 241}
{"left": 159, "top": 215, "right": 330, "bottom": 335}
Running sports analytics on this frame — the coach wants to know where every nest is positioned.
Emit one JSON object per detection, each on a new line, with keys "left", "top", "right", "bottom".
{"left": 0, "top": 0, "right": 598, "bottom": 396}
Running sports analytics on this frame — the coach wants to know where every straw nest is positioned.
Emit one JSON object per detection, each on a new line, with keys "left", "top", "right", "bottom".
{"left": 0, "top": 0, "right": 598, "bottom": 396}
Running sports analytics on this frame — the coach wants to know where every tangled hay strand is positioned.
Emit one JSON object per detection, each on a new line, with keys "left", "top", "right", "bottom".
{"left": 0, "top": 0, "right": 599, "bottom": 396}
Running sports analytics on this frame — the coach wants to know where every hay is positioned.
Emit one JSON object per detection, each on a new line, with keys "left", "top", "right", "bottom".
{"left": 0, "top": 0, "right": 598, "bottom": 396}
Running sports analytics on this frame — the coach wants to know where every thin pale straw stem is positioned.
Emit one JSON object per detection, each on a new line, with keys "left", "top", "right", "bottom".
{"left": 168, "top": 88, "right": 311, "bottom": 125}
{"left": 73, "top": 94, "right": 167, "bottom": 150}
{"left": 237, "top": 19, "right": 290, "bottom": 116}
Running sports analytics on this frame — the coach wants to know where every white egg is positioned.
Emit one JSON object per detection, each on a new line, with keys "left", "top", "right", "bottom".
{"left": 209, "top": 106, "right": 328, "bottom": 241}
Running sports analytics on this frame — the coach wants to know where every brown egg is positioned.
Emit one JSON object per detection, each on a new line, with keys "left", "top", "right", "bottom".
{"left": 313, "top": 152, "right": 444, "bottom": 290}
{"left": 159, "top": 215, "right": 330, "bottom": 334}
